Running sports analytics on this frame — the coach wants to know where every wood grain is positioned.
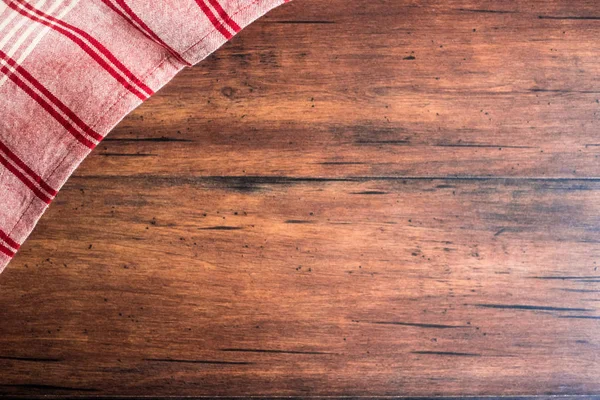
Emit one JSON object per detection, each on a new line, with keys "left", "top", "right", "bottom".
{"left": 1, "top": 0, "right": 600, "bottom": 397}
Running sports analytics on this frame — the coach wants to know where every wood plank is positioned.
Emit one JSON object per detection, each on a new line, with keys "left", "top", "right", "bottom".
{"left": 79, "top": 0, "right": 600, "bottom": 179}
{"left": 2, "top": 177, "right": 600, "bottom": 396}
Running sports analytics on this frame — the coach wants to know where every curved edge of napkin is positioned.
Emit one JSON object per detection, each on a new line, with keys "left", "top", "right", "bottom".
{"left": 0, "top": 0, "right": 289, "bottom": 275}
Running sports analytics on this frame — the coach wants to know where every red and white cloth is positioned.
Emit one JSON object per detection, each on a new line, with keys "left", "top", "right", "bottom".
{"left": 0, "top": 0, "right": 288, "bottom": 274}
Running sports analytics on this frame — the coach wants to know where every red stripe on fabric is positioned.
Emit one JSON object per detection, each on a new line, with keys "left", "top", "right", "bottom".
{"left": 0, "top": 139, "right": 57, "bottom": 197}
{"left": 0, "top": 51, "right": 103, "bottom": 143}
{"left": 15, "top": 0, "right": 154, "bottom": 96}
{"left": 194, "top": 0, "right": 234, "bottom": 39}
{"left": 0, "top": 243, "right": 15, "bottom": 258}
{"left": 0, "top": 63, "right": 96, "bottom": 149}
{"left": 101, "top": 0, "right": 190, "bottom": 66}
{"left": 0, "top": 152, "right": 52, "bottom": 204}
{"left": 0, "top": 229, "right": 20, "bottom": 250}
{"left": 10, "top": 0, "right": 153, "bottom": 100}
{"left": 206, "top": 0, "right": 241, "bottom": 33}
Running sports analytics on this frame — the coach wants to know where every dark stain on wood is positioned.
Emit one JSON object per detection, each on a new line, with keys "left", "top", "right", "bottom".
{"left": 198, "top": 226, "right": 243, "bottom": 230}
{"left": 269, "top": 20, "right": 335, "bottom": 24}
{"left": 538, "top": 15, "right": 600, "bottom": 20}
{"left": 144, "top": 358, "right": 253, "bottom": 365}
{"left": 0, "top": 356, "right": 61, "bottom": 363}
{"left": 220, "top": 349, "right": 333, "bottom": 355}
{"left": 103, "top": 137, "right": 194, "bottom": 143}
{"left": 473, "top": 304, "right": 593, "bottom": 312}
{"left": 351, "top": 191, "right": 388, "bottom": 195}
{"left": 436, "top": 143, "right": 536, "bottom": 149}
{"left": 355, "top": 139, "right": 411, "bottom": 145}
{"left": 0, "top": 384, "right": 99, "bottom": 392}
{"left": 455, "top": 8, "right": 517, "bottom": 14}
{"left": 412, "top": 351, "right": 482, "bottom": 357}
{"left": 368, "top": 322, "right": 471, "bottom": 329}
{"left": 98, "top": 153, "right": 157, "bottom": 157}
{"left": 532, "top": 276, "right": 600, "bottom": 280}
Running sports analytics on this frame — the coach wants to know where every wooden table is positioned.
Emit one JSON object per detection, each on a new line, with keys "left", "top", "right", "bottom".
{"left": 1, "top": 0, "right": 599, "bottom": 397}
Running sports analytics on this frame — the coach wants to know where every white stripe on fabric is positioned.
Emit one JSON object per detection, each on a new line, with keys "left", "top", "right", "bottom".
{"left": 8, "top": 0, "right": 64, "bottom": 57}
{"left": 0, "top": 0, "right": 48, "bottom": 44}
{"left": 0, "top": 0, "right": 78, "bottom": 90}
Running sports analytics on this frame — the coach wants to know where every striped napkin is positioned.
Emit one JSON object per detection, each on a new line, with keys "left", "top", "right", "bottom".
{"left": 0, "top": 0, "right": 288, "bottom": 274}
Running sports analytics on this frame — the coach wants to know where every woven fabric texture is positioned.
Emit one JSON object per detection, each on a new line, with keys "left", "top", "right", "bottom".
{"left": 0, "top": 0, "right": 288, "bottom": 273}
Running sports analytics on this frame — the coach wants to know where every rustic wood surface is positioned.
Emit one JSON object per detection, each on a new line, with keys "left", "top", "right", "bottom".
{"left": 1, "top": 0, "right": 600, "bottom": 397}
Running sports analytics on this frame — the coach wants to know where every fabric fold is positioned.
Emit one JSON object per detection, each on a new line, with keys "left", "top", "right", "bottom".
{"left": 0, "top": 0, "right": 289, "bottom": 274}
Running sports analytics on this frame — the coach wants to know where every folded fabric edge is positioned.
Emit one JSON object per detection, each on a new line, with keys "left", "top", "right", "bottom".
{"left": 0, "top": 0, "right": 289, "bottom": 275}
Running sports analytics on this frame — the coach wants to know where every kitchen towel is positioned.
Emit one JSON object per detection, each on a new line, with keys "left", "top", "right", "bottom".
{"left": 0, "top": 0, "right": 289, "bottom": 274}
